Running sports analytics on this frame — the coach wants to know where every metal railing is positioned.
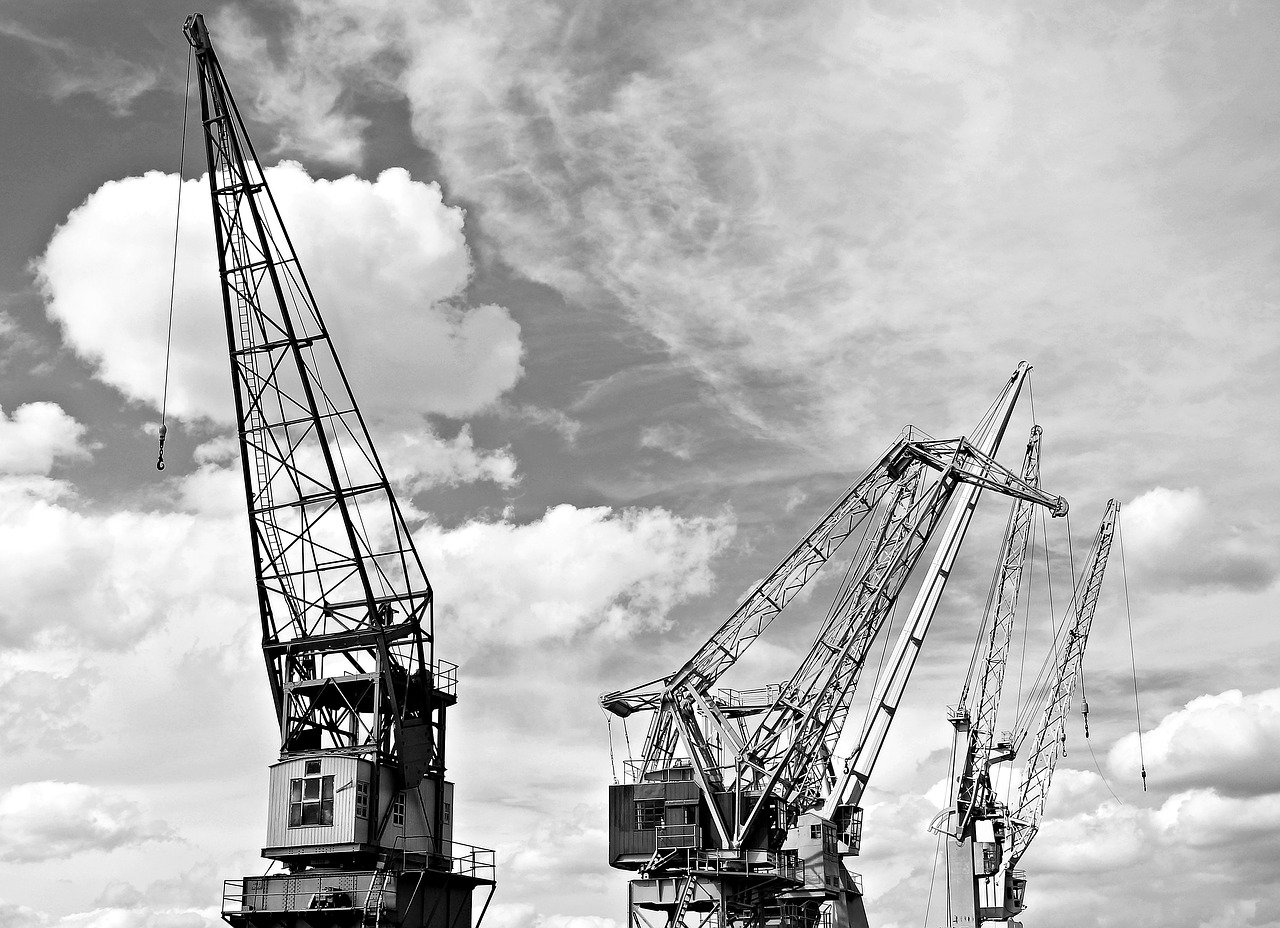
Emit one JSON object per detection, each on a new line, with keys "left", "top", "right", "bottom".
{"left": 223, "top": 875, "right": 371, "bottom": 915}
{"left": 656, "top": 824, "right": 698, "bottom": 849}
{"left": 717, "top": 685, "right": 782, "bottom": 710}
{"left": 386, "top": 836, "right": 496, "bottom": 882}
{"left": 433, "top": 660, "right": 458, "bottom": 698}
{"left": 622, "top": 757, "right": 695, "bottom": 784}
{"left": 689, "top": 850, "right": 801, "bottom": 883}
{"left": 222, "top": 840, "right": 495, "bottom": 915}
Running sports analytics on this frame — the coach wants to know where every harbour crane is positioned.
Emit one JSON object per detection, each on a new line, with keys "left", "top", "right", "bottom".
{"left": 601, "top": 363, "right": 1068, "bottom": 928}
{"left": 181, "top": 13, "right": 495, "bottom": 926}
{"left": 935, "top": 499, "right": 1119, "bottom": 926}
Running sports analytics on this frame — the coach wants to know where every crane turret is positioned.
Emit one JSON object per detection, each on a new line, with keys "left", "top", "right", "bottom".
{"left": 602, "top": 363, "right": 1067, "bottom": 928}
{"left": 181, "top": 12, "right": 495, "bottom": 925}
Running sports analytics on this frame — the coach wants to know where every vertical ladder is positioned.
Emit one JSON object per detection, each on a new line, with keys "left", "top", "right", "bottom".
{"left": 226, "top": 222, "right": 306, "bottom": 636}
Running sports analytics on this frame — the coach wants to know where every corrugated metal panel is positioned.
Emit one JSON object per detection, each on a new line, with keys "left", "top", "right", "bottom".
{"left": 265, "top": 755, "right": 368, "bottom": 849}
{"left": 609, "top": 784, "right": 656, "bottom": 863}
{"left": 665, "top": 781, "right": 699, "bottom": 802}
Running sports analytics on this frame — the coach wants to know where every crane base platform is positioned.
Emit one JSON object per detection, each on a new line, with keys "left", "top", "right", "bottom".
{"left": 222, "top": 863, "right": 493, "bottom": 928}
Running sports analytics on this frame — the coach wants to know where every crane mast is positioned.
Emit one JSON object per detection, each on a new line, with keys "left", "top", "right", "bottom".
{"left": 939, "top": 499, "right": 1119, "bottom": 926}
{"left": 182, "top": 13, "right": 494, "bottom": 925}
{"left": 602, "top": 364, "right": 1067, "bottom": 928}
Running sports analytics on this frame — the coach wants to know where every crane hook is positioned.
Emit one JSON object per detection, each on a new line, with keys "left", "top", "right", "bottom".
{"left": 1081, "top": 698, "right": 1090, "bottom": 739}
{"left": 156, "top": 422, "right": 168, "bottom": 471}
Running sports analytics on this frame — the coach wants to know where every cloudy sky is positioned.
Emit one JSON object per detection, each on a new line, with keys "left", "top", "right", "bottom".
{"left": 1, "top": 1, "right": 1278, "bottom": 926}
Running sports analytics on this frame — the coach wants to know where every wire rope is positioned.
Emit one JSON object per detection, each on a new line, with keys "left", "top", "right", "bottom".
{"left": 922, "top": 827, "right": 943, "bottom": 927}
{"left": 605, "top": 710, "right": 620, "bottom": 785}
{"left": 1084, "top": 736, "right": 1124, "bottom": 806}
{"left": 1116, "top": 515, "right": 1148, "bottom": 790}
{"left": 157, "top": 46, "right": 194, "bottom": 471}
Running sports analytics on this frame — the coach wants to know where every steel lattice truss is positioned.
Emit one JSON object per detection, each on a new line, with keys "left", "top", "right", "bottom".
{"left": 744, "top": 458, "right": 949, "bottom": 815}
{"left": 953, "top": 426, "right": 1044, "bottom": 833}
{"left": 1006, "top": 499, "right": 1119, "bottom": 867}
{"left": 186, "top": 18, "right": 438, "bottom": 770}
{"left": 602, "top": 363, "right": 1070, "bottom": 850}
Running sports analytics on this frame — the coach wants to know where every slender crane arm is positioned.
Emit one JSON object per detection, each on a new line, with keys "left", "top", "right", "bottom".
{"left": 1005, "top": 499, "right": 1120, "bottom": 869}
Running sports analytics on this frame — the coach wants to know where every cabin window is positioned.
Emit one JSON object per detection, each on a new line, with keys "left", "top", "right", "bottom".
{"left": 635, "top": 799, "right": 664, "bottom": 830}
{"left": 289, "top": 774, "right": 334, "bottom": 826}
{"left": 355, "top": 781, "right": 369, "bottom": 819}
{"left": 665, "top": 804, "right": 695, "bottom": 826}
{"left": 392, "top": 793, "right": 406, "bottom": 827}
{"left": 810, "top": 824, "right": 822, "bottom": 840}
{"left": 443, "top": 801, "right": 452, "bottom": 825}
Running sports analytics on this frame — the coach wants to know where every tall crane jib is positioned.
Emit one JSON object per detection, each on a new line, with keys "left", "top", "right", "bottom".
{"left": 601, "top": 364, "right": 1070, "bottom": 928}
{"left": 937, "top": 499, "right": 1120, "bottom": 928}
{"left": 180, "top": 14, "right": 495, "bottom": 927}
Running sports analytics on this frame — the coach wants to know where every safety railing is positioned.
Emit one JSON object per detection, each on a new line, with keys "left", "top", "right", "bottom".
{"left": 690, "top": 850, "right": 801, "bottom": 883}
{"left": 622, "top": 757, "right": 695, "bottom": 784}
{"left": 655, "top": 824, "right": 698, "bottom": 849}
{"left": 221, "top": 840, "right": 495, "bottom": 915}
{"left": 223, "top": 875, "right": 371, "bottom": 915}
{"left": 433, "top": 660, "right": 458, "bottom": 698}
{"left": 717, "top": 685, "right": 782, "bottom": 710}
{"left": 386, "top": 836, "right": 496, "bottom": 882}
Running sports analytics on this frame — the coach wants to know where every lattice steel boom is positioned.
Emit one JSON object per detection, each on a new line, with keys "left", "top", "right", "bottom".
{"left": 183, "top": 13, "right": 494, "bottom": 926}
{"left": 602, "top": 363, "right": 1068, "bottom": 928}
{"left": 936, "top": 497, "right": 1119, "bottom": 925}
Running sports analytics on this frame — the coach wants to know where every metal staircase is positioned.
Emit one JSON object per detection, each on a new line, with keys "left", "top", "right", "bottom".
{"left": 669, "top": 874, "right": 699, "bottom": 928}
{"left": 364, "top": 865, "right": 390, "bottom": 927}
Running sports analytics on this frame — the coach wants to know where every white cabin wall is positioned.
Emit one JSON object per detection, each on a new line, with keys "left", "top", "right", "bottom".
{"left": 264, "top": 755, "right": 371, "bottom": 850}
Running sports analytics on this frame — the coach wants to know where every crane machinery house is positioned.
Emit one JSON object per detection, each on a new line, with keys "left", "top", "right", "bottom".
{"left": 179, "top": 13, "right": 494, "bottom": 928}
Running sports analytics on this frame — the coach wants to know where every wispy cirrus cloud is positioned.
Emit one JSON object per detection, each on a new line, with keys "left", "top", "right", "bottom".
{"left": 0, "top": 18, "right": 159, "bottom": 114}
{"left": 212, "top": 4, "right": 1280, "bottom": 550}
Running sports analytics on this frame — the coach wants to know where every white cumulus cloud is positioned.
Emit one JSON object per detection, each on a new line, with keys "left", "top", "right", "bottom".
{"left": 1155, "top": 789, "right": 1280, "bottom": 850}
{"left": 483, "top": 906, "right": 619, "bottom": 928}
{"left": 1120, "top": 487, "right": 1274, "bottom": 591}
{"left": 0, "top": 666, "right": 96, "bottom": 755}
{"left": 0, "top": 479, "right": 246, "bottom": 650}
{"left": 36, "top": 164, "right": 522, "bottom": 426}
{"left": 1110, "top": 688, "right": 1280, "bottom": 797}
{"left": 0, "top": 404, "right": 89, "bottom": 475}
{"left": 54, "top": 909, "right": 222, "bottom": 928}
{"left": 0, "top": 782, "right": 172, "bottom": 863}
{"left": 376, "top": 423, "right": 518, "bottom": 491}
{"left": 420, "top": 504, "right": 736, "bottom": 647}
{"left": 1122, "top": 486, "right": 1207, "bottom": 556}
